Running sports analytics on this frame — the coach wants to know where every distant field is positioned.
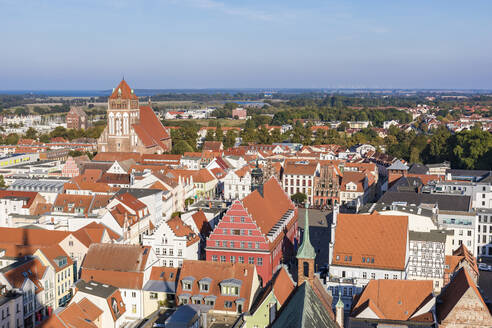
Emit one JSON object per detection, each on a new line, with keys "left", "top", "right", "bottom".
{"left": 166, "top": 118, "right": 244, "bottom": 127}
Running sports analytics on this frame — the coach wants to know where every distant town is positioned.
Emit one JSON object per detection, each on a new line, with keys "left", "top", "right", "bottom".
{"left": 0, "top": 80, "right": 491, "bottom": 328}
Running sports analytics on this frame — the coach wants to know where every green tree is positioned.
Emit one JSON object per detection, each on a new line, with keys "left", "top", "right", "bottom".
{"left": 337, "top": 121, "right": 349, "bottom": 132}
{"left": 223, "top": 130, "right": 237, "bottom": 148}
{"left": 0, "top": 175, "right": 6, "bottom": 189}
{"left": 291, "top": 192, "right": 307, "bottom": 205}
{"left": 25, "top": 127, "right": 37, "bottom": 139}
{"left": 172, "top": 140, "right": 194, "bottom": 155}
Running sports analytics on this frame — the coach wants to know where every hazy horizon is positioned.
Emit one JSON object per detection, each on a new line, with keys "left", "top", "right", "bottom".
{"left": 2, "top": 0, "right": 492, "bottom": 90}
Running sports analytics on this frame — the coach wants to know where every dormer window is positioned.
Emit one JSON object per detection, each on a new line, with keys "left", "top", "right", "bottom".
{"left": 181, "top": 277, "right": 195, "bottom": 291}
{"left": 199, "top": 278, "right": 212, "bottom": 292}
{"left": 220, "top": 279, "right": 242, "bottom": 296}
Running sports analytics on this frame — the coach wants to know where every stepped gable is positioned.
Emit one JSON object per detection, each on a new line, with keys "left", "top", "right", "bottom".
{"left": 242, "top": 177, "right": 295, "bottom": 236}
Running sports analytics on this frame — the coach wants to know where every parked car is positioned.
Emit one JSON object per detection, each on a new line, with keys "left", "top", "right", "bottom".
{"left": 479, "top": 263, "right": 488, "bottom": 271}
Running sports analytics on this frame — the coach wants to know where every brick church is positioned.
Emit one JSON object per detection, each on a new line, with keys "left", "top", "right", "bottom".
{"left": 97, "top": 79, "right": 172, "bottom": 154}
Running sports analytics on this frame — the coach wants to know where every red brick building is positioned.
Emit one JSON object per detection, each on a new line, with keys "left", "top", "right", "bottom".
{"left": 66, "top": 106, "right": 89, "bottom": 130}
{"left": 97, "top": 79, "right": 172, "bottom": 154}
{"left": 205, "top": 177, "right": 298, "bottom": 285}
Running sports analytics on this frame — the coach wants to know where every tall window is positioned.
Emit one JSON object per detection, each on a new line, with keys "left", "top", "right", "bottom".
{"left": 303, "top": 262, "right": 309, "bottom": 277}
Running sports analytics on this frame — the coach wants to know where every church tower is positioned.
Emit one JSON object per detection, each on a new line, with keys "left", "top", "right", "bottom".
{"left": 106, "top": 79, "right": 140, "bottom": 151}
{"left": 251, "top": 160, "right": 264, "bottom": 195}
{"left": 97, "top": 79, "right": 172, "bottom": 154}
{"left": 296, "top": 203, "right": 316, "bottom": 286}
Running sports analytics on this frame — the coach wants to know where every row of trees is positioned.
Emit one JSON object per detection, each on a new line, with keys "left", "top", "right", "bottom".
{"left": 0, "top": 123, "right": 106, "bottom": 146}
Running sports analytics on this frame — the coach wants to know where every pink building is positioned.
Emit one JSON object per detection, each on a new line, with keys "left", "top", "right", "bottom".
{"left": 232, "top": 108, "right": 247, "bottom": 120}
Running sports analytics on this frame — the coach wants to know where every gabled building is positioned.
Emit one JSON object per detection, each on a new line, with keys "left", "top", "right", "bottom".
{"left": 238, "top": 266, "right": 295, "bottom": 328}
{"left": 34, "top": 245, "right": 74, "bottom": 308}
{"left": 206, "top": 177, "right": 298, "bottom": 284}
{"left": 142, "top": 266, "right": 178, "bottom": 317}
{"left": 80, "top": 244, "right": 158, "bottom": 320}
{"left": 143, "top": 214, "right": 200, "bottom": 267}
{"left": 282, "top": 160, "right": 320, "bottom": 205}
{"left": 350, "top": 280, "right": 436, "bottom": 327}
{"left": 327, "top": 211, "right": 409, "bottom": 311}
{"left": 0, "top": 257, "right": 55, "bottom": 327}
{"left": 176, "top": 260, "right": 260, "bottom": 321}
{"left": 43, "top": 296, "right": 103, "bottom": 328}
{"left": 69, "top": 280, "right": 126, "bottom": 328}
{"left": 223, "top": 166, "right": 252, "bottom": 200}
{"left": 66, "top": 106, "right": 89, "bottom": 130}
{"left": 437, "top": 267, "right": 492, "bottom": 327}
{"left": 444, "top": 244, "right": 479, "bottom": 286}
{"left": 101, "top": 192, "right": 151, "bottom": 244}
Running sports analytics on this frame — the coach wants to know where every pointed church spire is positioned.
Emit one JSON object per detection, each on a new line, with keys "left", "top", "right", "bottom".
{"left": 296, "top": 202, "right": 316, "bottom": 260}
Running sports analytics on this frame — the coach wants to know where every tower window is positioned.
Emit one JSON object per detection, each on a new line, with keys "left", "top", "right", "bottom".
{"left": 303, "top": 261, "right": 309, "bottom": 278}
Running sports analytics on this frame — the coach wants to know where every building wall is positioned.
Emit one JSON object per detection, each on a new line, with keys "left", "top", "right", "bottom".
{"left": 282, "top": 173, "right": 315, "bottom": 205}
{"left": 0, "top": 294, "right": 23, "bottom": 328}
{"left": 439, "top": 288, "right": 492, "bottom": 327}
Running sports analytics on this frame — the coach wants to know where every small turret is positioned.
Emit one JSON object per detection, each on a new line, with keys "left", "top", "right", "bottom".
{"left": 336, "top": 288, "right": 344, "bottom": 327}
{"left": 296, "top": 202, "right": 316, "bottom": 285}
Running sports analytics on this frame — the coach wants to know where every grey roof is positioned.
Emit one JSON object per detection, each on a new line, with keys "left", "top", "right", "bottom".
{"left": 142, "top": 280, "right": 176, "bottom": 293}
{"left": 387, "top": 160, "right": 409, "bottom": 171}
{"left": 74, "top": 280, "right": 118, "bottom": 299}
{"left": 408, "top": 163, "right": 429, "bottom": 175}
{"left": 360, "top": 203, "right": 435, "bottom": 219}
{"left": 166, "top": 304, "right": 210, "bottom": 327}
{"left": 114, "top": 188, "right": 162, "bottom": 199}
{"left": 409, "top": 230, "right": 448, "bottom": 243}
{"left": 221, "top": 278, "right": 243, "bottom": 286}
{"left": 8, "top": 179, "right": 66, "bottom": 192}
{"left": 379, "top": 192, "right": 471, "bottom": 212}
{"left": 426, "top": 162, "right": 450, "bottom": 169}
{"left": 271, "top": 282, "right": 337, "bottom": 328}
{"left": 389, "top": 176, "right": 423, "bottom": 192}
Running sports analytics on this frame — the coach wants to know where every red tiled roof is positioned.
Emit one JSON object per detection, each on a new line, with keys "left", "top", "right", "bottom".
{"left": 132, "top": 106, "right": 171, "bottom": 149}
{"left": 283, "top": 161, "right": 318, "bottom": 176}
{"left": 332, "top": 213, "right": 408, "bottom": 271}
{"left": 176, "top": 260, "right": 257, "bottom": 313}
{"left": 242, "top": 177, "right": 296, "bottom": 237}
{"left": 116, "top": 192, "right": 147, "bottom": 212}
{"left": 167, "top": 216, "right": 200, "bottom": 246}
{"left": 82, "top": 243, "right": 151, "bottom": 273}
{"left": 93, "top": 152, "right": 141, "bottom": 162}
{"left": 0, "top": 190, "right": 39, "bottom": 209}
{"left": 149, "top": 266, "right": 179, "bottom": 281}
{"left": 191, "top": 210, "right": 212, "bottom": 237}
{"left": 352, "top": 280, "right": 434, "bottom": 322}
{"left": 37, "top": 244, "right": 73, "bottom": 272}
{"left": 109, "top": 79, "right": 138, "bottom": 100}
{"left": 203, "top": 141, "right": 223, "bottom": 152}
{"left": 437, "top": 267, "right": 491, "bottom": 324}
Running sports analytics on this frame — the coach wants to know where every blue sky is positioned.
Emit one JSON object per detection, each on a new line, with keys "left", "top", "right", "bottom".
{"left": 1, "top": 0, "right": 491, "bottom": 90}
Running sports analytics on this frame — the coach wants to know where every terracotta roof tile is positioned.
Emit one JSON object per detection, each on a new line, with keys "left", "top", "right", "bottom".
{"left": 351, "top": 280, "right": 434, "bottom": 322}
{"left": 176, "top": 260, "right": 257, "bottom": 313}
{"left": 283, "top": 160, "right": 319, "bottom": 176}
{"left": 167, "top": 216, "right": 200, "bottom": 247}
{"left": 109, "top": 79, "right": 138, "bottom": 100}
{"left": 332, "top": 213, "right": 408, "bottom": 271}
{"left": 242, "top": 177, "right": 296, "bottom": 237}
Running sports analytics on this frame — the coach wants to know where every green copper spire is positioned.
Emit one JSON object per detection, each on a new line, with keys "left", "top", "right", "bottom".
{"left": 296, "top": 202, "right": 316, "bottom": 259}
{"left": 336, "top": 288, "right": 344, "bottom": 308}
